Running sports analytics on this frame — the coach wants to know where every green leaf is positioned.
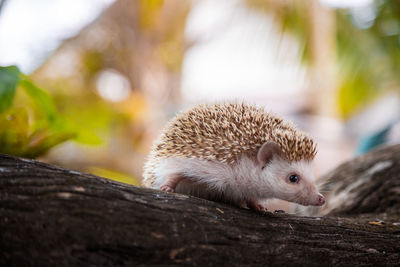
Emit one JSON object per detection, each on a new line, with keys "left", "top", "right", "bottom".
{"left": 0, "top": 71, "right": 101, "bottom": 157}
{"left": 51, "top": 115, "right": 103, "bottom": 145}
{"left": 19, "top": 77, "right": 57, "bottom": 122}
{"left": 0, "top": 66, "right": 20, "bottom": 113}
{"left": 19, "top": 77, "right": 102, "bottom": 146}
{"left": 26, "top": 129, "right": 76, "bottom": 158}
{"left": 0, "top": 107, "right": 30, "bottom": 156}
{"left": 74, "top": 128, "right": 103, "bottom": 145}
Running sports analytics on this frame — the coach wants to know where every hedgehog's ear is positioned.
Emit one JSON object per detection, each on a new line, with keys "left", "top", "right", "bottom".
{"left": 257, "top": 141, "right": 282, "bottom": 169}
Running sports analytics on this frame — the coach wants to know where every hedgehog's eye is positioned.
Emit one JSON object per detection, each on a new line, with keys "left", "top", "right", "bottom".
{"left": 289, "top": 174, "right": 299, "bottom": 183}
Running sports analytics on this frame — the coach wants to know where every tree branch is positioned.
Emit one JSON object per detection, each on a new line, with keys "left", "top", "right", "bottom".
{"left": 1, "top": 146, "right": 399, "bottom": 265}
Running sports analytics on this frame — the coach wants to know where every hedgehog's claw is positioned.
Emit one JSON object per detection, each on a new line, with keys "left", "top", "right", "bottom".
{"left": 247, "top": 200, "right": 267, "bottom": 212}
{"left": 160, "top": 174, "right": 185, "bottom": 193}
{"left": 160, "top": 185, "right": 175, "bottom": 193}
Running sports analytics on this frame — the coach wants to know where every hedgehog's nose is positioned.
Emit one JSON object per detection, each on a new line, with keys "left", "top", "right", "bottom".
{"left": 317, "top": 193, "right": 325, "bottom": 206}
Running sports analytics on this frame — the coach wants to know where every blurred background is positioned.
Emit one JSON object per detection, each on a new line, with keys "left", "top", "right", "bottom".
{"left": 0, "top": 0, "right": 399, "bottom": 188}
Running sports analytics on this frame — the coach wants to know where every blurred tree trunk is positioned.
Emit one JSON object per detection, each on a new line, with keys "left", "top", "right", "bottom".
{"left": 308, "top": 0, "right": 337, "bottom": 117}
{"left": 247, "top": 0, "right": 338, "bottom": 117}
{"left": 33, "top": 0, "right": 190, "bottom": 112}
{"left": 0, "top": 0, "right": 6, "bottom": 15}
{"left": 1, "top": 145, "right": 400, "bottom": 265}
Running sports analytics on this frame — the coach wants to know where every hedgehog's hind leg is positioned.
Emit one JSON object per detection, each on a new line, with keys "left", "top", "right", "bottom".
{"left": 160, "top": 174, "right": 185, "bottom": 193}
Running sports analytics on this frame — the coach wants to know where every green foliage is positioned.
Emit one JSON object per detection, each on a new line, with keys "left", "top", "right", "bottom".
{"left": 0, "top": 65, "right": 101, "bottom": 158}
{"left": 82, "top": 50, "right": 104, "bottom": 77}
{"left": 0, "top": 66, "right": 19, "bottom": 113}
{"left": 247, "top": 0, "right": 400, "bottom": 119}
{"left": 89, "top": 167, "right": 141, "bottom": 186}
{"left": 337, "top": 69, "right": 380, "bottom": 118}
{"left": 139, "top": 0, "right": 164, "bottom": 30}
{"left": 19, "top": 77, "right": 58, "bottom": 122}
{"left": 335, "top": 1, "right": 400, "bottom": 118}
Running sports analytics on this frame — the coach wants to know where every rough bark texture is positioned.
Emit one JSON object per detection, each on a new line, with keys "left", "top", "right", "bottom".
{"left": 1, "top": 145, "right": 400, "bottom": 266}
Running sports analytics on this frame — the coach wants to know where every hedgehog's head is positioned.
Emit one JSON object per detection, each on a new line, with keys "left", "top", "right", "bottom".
{"left": 256, "top": 141, "right": 325, "bottom": 206}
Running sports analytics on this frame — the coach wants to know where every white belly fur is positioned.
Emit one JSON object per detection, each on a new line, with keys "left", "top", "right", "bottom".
{"left": 151, "top": 156, "right": 264, "bottom": 205}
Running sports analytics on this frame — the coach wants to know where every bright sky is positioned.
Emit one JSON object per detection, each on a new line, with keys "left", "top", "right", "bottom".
{"left": 181, "top": 0, "right": 306, "bottom": 103}
{"left": 0, "top": 0, "right": 115, "bottom": 73}
{"left": 320, "top": 0, "right": 372, "bottom": 8}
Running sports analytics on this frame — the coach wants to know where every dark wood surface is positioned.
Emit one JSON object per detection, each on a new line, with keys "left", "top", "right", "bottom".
{"left": 1, "top": 145, "right": 400, "bottom": 266}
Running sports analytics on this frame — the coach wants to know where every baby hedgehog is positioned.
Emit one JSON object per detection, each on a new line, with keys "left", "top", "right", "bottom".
{"left": 142, "top": 103, "right": 325, "bottom": 211}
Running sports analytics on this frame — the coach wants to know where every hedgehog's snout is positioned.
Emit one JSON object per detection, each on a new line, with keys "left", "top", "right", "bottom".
{"left": 316, "top": 193, "right": 325, "bottom": 206}
{"left": 299, "top": 192, "right": 325, "bottom": 206}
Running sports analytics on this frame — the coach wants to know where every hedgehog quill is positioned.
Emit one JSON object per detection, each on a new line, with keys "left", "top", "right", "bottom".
{"left": 143, "top": 103, "right": 325, "bottom": 211}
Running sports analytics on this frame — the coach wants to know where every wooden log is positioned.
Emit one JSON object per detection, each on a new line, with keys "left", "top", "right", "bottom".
{"left": 0, "top": 146, "right": 399, "bottom": 266}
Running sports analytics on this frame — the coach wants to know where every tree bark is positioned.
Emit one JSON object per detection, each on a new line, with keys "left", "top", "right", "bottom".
{"left": 1, "top": 146, "right": 400, "bottom": 266}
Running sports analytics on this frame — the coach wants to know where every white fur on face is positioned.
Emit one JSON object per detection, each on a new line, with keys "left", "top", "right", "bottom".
{"left": 262, "top": 157, "right": 320, "bottom": 205}
{"left": 152, "top": 155, "right": 320, "bottom": 206}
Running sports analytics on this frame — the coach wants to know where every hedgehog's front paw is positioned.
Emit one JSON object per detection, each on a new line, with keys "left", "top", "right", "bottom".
{"left": 247, "top": 200, "right": 267, "bottom": 212}
{"left": 160, "top": 185, "right": 175, "bottom": 193}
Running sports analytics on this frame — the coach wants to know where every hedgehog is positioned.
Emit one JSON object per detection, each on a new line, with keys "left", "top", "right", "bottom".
{"left": 142, "top": 102, "right": 325, "bottom": 211}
